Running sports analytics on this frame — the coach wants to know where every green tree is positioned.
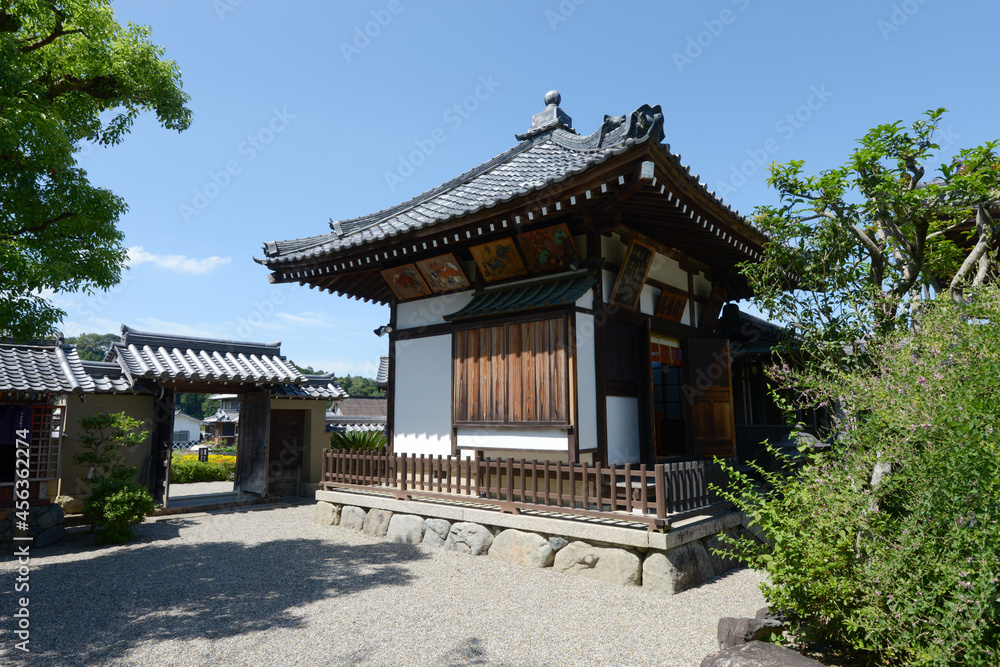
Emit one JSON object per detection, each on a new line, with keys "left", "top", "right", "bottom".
{"left": 1, "top": 1, "right": 192, "bottom": 340}
{"left": 718, "top": 289, "right": 1000, "bottom": 665}
{"left": 73, "top": 410, "right": 146, "bottom": 489}
{"left": 334, "top": 374, "right": 380, "bottom": 397}
{"left": 66, "top": 331, "right": 118, "bottom": 361}
{"left": 176, "top": 392, "right": 217, "bottom": 421}
{"left": 743, "top": 109, "right": 1000, "bottom": 364}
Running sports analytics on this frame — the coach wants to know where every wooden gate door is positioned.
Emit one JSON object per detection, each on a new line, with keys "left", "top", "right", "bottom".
{"left": 685, "top": 338, "right": 737, "bottom": 458}
{"left": 149, "top": 389, "right": 176, "bottom": 504}
{"left": 267, "top": 409, "right": 305, "bottom": 497}
{"left": 235, "top": 391, "right": 270, "bottom": 495}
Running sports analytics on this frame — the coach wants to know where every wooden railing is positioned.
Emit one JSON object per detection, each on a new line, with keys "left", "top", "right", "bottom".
{"left": 321, "top": 449, "right": 735, "bottom": 531}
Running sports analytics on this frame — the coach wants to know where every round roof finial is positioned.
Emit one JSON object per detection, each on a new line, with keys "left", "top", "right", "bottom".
{"left": 544, "top": 90, "right": 561, "bottom": 107}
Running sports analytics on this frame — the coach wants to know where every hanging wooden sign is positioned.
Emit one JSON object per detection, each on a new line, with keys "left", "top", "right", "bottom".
{"left": 380, "top": 264, "right": 432, "bottom": 300}
{"left": 469, "top": 237, "right": 528, "bottom": 282}
{"left": 609, "top": 239, "right": 655, "bottom": 309}
{"left": 699, "top": 286, "right": 728, "bottom": 332}
{"left": 415, "top": 253, "right": 470, "bottom": 293}
{"left": 655, "top": 285, "right": 689, "bottom": 323}
{"left": 516, "top": 223, "right": 580, "bottom": 272}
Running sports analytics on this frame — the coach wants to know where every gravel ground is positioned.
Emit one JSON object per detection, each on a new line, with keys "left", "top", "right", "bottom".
{"left": 1, "top": 503, "right": 766, "bottom": 667}
{"left": 168, "top": 481, "right": 235, "bottom": 497}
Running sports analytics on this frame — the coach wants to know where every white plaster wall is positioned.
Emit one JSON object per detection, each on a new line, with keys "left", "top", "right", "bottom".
{"left": 393, "top": 334, "right": 453, "bottom": 456}
{"left": 647, "top": 253, "right": 688, "bottom": 291}
{"left": 693, "top": 272, "right": 712, "bottom": 298}
{"left": 456, "top": 428, "right": 567, "bottom": 452}
{"left": 575, "top": 289, "right": 593, "bottom": 310}
{"left": 396, "top": 292, "right": 474, "bottom": 329}
{"left": 639, "top": 284, "right": 659, "bottom": 316}
{"left": 606, "top": 396, "right": 641, "bottom": 464}
{"left": 601, "top": 233, "right": 626, "bottom": 266}
{"left": 602, "top": 269, "right": 616, "bottom": 303}
{"left": 575, "top": 312, "right": 598, "bottom": 451}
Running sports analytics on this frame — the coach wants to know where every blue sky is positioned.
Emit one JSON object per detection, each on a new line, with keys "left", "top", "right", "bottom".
{"left": 59, "top": 0, "right": 1000, "bottom": 377}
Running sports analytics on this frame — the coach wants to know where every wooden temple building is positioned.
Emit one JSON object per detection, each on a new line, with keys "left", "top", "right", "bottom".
{"left": 258, "top": 92, "right": 770, "bottom": 466}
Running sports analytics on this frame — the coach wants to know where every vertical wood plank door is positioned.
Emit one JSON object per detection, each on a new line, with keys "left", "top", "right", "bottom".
{"left": 268, "top": 409, "right": 305, "bottom": 497}
{"left": 236, "top": 391, "right": 271, "bottom": 495}
{"left": 685, "top": 338, "right": 737, "bottom": 458}
{"left": 150, "top": 389, "right": 176, "bottom": 503}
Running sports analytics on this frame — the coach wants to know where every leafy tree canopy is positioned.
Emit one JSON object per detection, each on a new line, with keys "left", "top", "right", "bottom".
{"left": 743, "top": 109, "right": 1000, "bottom": 364}
{"left": 1, "top": 1, "right": 192, "bottom": 340}
{"left": 66, "top": 331, "right": 118, "bottom": 360}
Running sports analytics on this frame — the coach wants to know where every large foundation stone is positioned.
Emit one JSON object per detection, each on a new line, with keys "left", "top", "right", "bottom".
{"left": 552, "top": 541, "right": 641, "bottom": 587}
{"left": 489, "top": 529, "right": 555, "bottom": 568}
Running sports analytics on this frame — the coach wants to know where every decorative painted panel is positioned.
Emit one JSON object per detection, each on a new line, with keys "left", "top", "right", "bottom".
{"left": 469, "top": 238, "right": 527, "bottom": 282}
{"left": 415, "top": 253, "right": 471, "bottom": 293}
{"left": 516, "top": 223, "right": 580, "bottom": 272}
{"left": 381, "top": 264, "right": 432, "bottom": 300}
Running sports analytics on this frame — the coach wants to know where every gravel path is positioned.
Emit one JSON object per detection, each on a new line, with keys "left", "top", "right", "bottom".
{"left": 1, "top": 503, "right": 766, "bottom": 666}
{"left": 168, "top": 481, "right": 235, "bottom": 497}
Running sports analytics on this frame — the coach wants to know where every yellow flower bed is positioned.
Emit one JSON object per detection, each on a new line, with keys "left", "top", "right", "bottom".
{"left": 173, "top": 454, "right": 237, "bottom": 464}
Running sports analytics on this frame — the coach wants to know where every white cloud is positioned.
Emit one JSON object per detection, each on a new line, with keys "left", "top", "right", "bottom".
{"left": 127, "top": 246, "right": 232, "bottom": 275}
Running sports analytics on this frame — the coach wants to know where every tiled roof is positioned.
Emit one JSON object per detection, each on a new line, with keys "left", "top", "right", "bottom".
{"left": 376, "top": 356, "right": 388, "bottom": 389}
{"left": 82, "top": 361, "right": 151, "bottom": 394}
{"left": 259, "top": 101, "right": 754, "bottom": 266}
{"left": 107, "top": 325, "right": 303, "bottom": 385}
{"left": 325, "top": 411, "right": 386, "bottom": 433}
{"left": 270, "top": 374, "right": 348, "bottom": 400}
{"left": 444, "top": 273, "right": 596, "bottom": 321}
{"left": 204, "top": 408, "right": 240, "bottom": 424}
{"left": 332, "top": 396, "right": 388, "bottom": 418}
{"left": 0, "top": 340, "right": 93, "bottom": 395}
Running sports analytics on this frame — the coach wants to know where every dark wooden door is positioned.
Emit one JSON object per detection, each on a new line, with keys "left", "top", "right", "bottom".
{"left": 268, "top": 409, "right": 305, "bottom": 497}
{"left": 685, "top": 338, "right": 736, "bottom": 458}
{"left": 235, "top": 391, "right": 270, "bottom": 495}
{"left": 149, "top": 389, "right": 176, "bottom": 503}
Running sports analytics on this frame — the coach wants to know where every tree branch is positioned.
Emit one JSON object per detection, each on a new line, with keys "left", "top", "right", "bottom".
{"left": 17, "top": 5, "right": 88, "bottom": 54}
{"left": 0, "top": 212, "right": 77, "bottom": 241}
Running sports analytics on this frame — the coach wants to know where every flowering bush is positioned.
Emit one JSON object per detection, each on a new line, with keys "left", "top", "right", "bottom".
{"left": 717, "top": 289, "right": 1000, "bottom": 666}
{"left": 170, "top": 454, "right": 237, "bottom": 483}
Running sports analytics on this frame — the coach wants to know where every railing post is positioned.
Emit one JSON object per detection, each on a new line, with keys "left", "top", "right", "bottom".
{"left": 400, "top": 453, "right": 408, "bottom": 493}
{"left": 505, "top": 457, "right": 514, "bottom": 503}
{"left": 654, "top": 463, "right": 666, "bottom": 520}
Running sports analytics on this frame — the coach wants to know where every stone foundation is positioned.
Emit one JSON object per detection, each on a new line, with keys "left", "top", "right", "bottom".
{"left": 0, "top": 504, "right": 66, "bottom": 549}
{"left": 313, "top": 498, "right": 754, "bottom": 593}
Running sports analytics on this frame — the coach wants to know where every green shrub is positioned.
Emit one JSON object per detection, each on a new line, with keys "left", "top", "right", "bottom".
{"left": 717, "top": 291, "right": 1000, "bottom": 666}
{"left": 169, "top": 455, "right": 236, "bottom": 483}
{"left": 330, "top": 430, "right": 387, "bottom": 451}
{"left": 74, "top": 411, "right": 146, "bottom": 491}
{"left": 83, "top": 478, "right": 157, "bottom": 544}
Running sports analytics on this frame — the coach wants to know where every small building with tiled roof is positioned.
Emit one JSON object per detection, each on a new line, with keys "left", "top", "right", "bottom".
{"left": 259, "top": 92, "right": 768, "bottom": 466}
{"left": 1, "top": 328, "right": 348, "bottom": 510}
{"left": 326, "top": 396, "right": 388, "bottom": 434}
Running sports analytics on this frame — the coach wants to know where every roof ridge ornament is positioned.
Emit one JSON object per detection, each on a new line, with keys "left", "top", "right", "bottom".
{"left": 515, "top": 90, "right": 574, "bottom": 140}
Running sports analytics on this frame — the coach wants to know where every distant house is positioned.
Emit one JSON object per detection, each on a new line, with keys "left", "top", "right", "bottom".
{"left": 326, "top": 396, "right": 387, "bottom": 434}
{"left": 203, "top": 394, "right": 240, "bottom": 444}
{"left": 173, "top": 410, "right": 205, "bottom": 446}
